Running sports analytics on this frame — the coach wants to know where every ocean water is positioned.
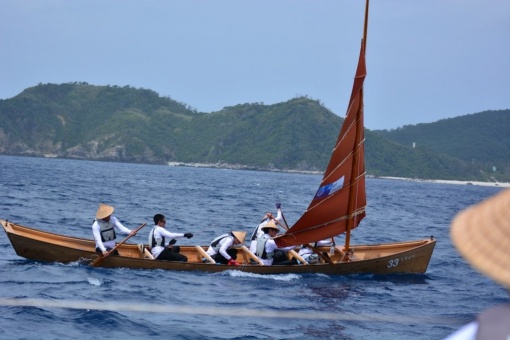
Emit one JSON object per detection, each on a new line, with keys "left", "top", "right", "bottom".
{"left": 0, "top": 155, "right": 508, "bottom": 340}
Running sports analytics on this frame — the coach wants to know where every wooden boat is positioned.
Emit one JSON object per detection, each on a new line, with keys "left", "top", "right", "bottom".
{"left": 1, "top": 0, "right": 435, "bottom": 275}
{"left": 1, "top": 219, "right": 434, "bottom": 274}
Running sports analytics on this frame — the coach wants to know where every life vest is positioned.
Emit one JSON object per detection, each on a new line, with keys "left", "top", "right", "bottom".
{"left": 149, "top": 227, "right": 165, "bottom": 248}
{"left": 256, "top": 235, "right": 273, "bottom": 260}
{"left": 97, "top": 219, "right": 116, "bottom": 242}
{"left": 210, "top": 234, "right": 231, "bottom": 252}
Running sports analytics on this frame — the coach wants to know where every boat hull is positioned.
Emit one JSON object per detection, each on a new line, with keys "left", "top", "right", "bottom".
{"left": 2, "top": 220, "right": 435, "bottom": 275}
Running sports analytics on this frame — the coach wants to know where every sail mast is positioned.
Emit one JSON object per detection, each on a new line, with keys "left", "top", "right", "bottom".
{"left": 273, "top": 1, "right": 369, "bottom": 250}
{"left": 344, "top": 0, "right": 369, "bottom": 252}
{"left": 363, "top": 0, "right": 369, "bottom": 52}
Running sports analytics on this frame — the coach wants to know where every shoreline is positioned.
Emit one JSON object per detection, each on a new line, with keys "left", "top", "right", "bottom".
{"left": 378, "top": 176, "right": 510, "bottom": 188}
{"left": 168, "top": 162, "right": 510, "bottom": 187}
{"left": 167, "top": 161, "right": 323, "bottom": 174}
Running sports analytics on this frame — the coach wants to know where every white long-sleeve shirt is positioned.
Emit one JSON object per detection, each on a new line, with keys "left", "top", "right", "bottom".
{"left": 256, "top": 234, "right": 294, "bottom": 265}
{"left": 206, "top": 235, "right": 235, "bottom": 260}
{"left": 298, "top": 239, "right": 334, "bottom": 256}
{"left": 148, "top": 226, "right": 185, "bottom": 258}
{"left": 92, "top": 216, "right": 131, "bottom": 252}
{"left": 249, "top": 209, "right": 282, "bottom": 253}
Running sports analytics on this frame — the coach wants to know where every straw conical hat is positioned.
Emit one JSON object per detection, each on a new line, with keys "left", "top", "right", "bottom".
{"left": 262, "top": 220, "right": 279, "bottom": 231}
{"left": 96, "top": 204, "right": 114, "bottom": 219}
{"left": 450, "top": 189, "right": 510, "bottom": 289}
{"left": 232, "top": 231, "right": 246, "bottom": 244}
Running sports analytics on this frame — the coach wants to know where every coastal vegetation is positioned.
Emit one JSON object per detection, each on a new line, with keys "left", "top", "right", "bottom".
{"left": 0, "top": 82, "right": 508, "bottom": 182}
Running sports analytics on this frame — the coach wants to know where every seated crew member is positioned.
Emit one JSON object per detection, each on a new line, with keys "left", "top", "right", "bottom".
{"left": 148, "top": 213, "right": 193, "bottom": 262}
{"left": 298, "top": 238, "right": 336, "bottom": 264}
{"left": 206, "top": 231, "right": 246, "bottom": 265}
{"left": 255, "top": 221, "right": 295, "bottom": 265}
{"left": 249, "top": 202, "right": 283, "bottom": 254}
{"left": 92, "top": 203, "right": 135, "bottom": 256}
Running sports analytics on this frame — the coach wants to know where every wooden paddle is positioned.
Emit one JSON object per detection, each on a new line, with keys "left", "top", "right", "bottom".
{"left": 195, "top": 245, "right": 216, "bottom": 264}
{"left": 280, "top": 209, "right": 290, "bottom": 230}
{"left": 90, "top": 222, "right": 146, "bottom": 267}
{"left": 240, "top": 245, "right": 264, "bottom": 265}
{"left": 304, "top": 243, "right": 333, "bottom": 264}
{"left": 288, "top": 249, "right": 308, "bottom": 265}
{"left": 274, "top": 218, "right": 289, "bottom": 231}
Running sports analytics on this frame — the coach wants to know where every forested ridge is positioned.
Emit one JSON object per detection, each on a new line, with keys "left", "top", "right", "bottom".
{"left": 1, "top": 82, "right": 508, "bottom": 181}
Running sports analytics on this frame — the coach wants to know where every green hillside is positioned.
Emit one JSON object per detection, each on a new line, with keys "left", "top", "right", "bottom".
{"left": 0, "top": 82, "right": 508, "bottom": 181}
{"left": 373, "top": 110, "right": 510, "bottom": 180}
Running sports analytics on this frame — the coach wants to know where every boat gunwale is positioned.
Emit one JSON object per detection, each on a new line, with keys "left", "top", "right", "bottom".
{"left": 3, "top": 219, "right": 436, "bottom": 274}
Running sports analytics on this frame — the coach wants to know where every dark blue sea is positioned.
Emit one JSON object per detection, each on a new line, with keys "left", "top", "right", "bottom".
{"left": 0, "top": 155, "right": 508, "bottom": 339}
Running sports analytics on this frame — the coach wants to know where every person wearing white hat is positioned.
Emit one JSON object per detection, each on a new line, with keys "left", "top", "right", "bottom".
{"left": 92, "top": 203, "right": 134, "bottom": 256}
{"left": 255, "top": 221, "right": 295, "bottom": 265}
{"left": 206, "top": 231, "right": 246, "bottom": 265}
{"left": 445, "top": 189, "right": 510, "bottom": 340}
{"left": 249, "top": 202, "right": 283, "bottom": 254}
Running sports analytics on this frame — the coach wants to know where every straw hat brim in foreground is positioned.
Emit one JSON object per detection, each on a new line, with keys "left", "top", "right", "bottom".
{"left": 450, "top": 189, "right": 510, "bottom": 289}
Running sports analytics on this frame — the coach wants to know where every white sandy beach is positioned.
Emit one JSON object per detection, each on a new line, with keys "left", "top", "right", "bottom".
{"left": 168, "top": 162, "right": 510, "bottom": 188}
{"left": 379, "top": 177, "right": 510, "bottom": 188}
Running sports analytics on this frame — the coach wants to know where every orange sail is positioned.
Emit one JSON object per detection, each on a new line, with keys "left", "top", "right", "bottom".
{"left": 275, "top": 43, "right": 367, "bottom": 249}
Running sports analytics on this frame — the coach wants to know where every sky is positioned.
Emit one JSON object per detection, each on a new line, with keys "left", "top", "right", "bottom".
{"left": 1, "top": 0, "right": 509, "bottom": 130}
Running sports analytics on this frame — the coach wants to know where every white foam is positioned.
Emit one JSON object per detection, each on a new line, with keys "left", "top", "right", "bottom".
{"left": 87, "top": 277, "right": 103, "bottom": 286}
{"left": 220, "top": 270, "right": 300, "bottom": 281}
